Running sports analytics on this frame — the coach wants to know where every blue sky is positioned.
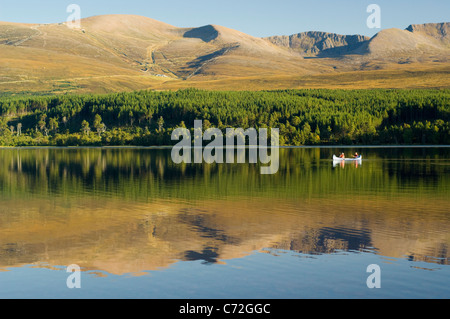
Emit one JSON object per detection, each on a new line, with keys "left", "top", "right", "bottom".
{"left": 0, "top": 0, "right": 448, "bottom": 37}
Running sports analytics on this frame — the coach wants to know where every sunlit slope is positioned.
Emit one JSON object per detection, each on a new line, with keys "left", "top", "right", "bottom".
{"left": 0, "top": 16, "right": 449, "bottom": 94}
{"left": 0, "top": 17, "right": 175, "bottom": 93}
{"left": 355, "top": 26, "right": 450, "bottom": 60}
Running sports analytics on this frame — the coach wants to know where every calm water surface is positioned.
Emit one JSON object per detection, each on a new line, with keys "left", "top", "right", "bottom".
{"left": 0, "top": 147, "right": 449, "bottom": 299}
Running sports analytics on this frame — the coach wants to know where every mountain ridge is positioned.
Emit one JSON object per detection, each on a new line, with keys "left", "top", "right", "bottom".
{"left": 265, "top": 31, "right": 370, "bottom": 57}
{"left": 0, "top": 15, "right": 448, "bottom": 93}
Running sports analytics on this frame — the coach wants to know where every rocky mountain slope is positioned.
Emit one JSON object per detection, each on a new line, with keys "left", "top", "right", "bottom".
{"left": 265, "top": 32, "right": 370, "bottom": 57}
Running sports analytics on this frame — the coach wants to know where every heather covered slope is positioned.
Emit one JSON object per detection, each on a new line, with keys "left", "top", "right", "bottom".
{"left": 355, "top": 24, "right": 450, "bottom": 59}
{"left": 0, "top": 15, "right": 448, "bottom": 94}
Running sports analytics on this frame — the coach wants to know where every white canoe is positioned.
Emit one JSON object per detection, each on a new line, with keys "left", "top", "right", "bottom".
{"left": 333, "top": 155, "right": 362, "bottom": 161}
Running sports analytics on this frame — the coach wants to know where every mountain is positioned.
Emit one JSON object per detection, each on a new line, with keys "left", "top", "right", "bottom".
{"left": 266, "top": 23, "right": 450, "bottom": 62}
{"left": 406, "top": 22, "right": 450, "bottom": 45}
{"left": 0, "top": 15, "right": 448, "bottom": 94}
{"left": 265, "top": 32, "right": 370, "bottom": 57}
{"left": 354, "top": 23, "right": 450, "bottom": 59}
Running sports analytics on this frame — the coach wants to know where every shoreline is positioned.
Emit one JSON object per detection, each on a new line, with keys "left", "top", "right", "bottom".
{"left": 0, "top": 145, "right": 449, "bottom": 150}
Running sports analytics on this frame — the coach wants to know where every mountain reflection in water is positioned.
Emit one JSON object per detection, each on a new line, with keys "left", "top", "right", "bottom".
{"left": 0, "top": 147, "right": 448, "bottom": 276}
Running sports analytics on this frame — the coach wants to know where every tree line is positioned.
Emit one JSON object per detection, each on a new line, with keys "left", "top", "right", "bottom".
{"left": 0, "top": 88, "right": 448, "bottom": 146}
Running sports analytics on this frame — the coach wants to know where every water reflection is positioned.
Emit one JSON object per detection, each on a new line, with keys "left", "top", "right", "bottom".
{"left": 333, "top": 160, "right": 362, "bottom": 168}
{"left": 0, "top": 147, "right": 449, "bottom": 276}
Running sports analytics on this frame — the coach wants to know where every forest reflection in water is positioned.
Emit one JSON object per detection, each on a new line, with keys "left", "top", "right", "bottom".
{"left": 0, "top": 147, "right": 449, "bottom": 277}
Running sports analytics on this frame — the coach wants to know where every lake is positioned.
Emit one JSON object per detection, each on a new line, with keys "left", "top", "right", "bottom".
{"left": 0, "top": 146, "right": 449, "bottom": 299}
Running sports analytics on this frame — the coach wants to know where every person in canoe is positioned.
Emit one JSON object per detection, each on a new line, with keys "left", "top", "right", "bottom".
{"left": 353, "top": 152, "right": 359, "bottom": 158}
{"left": 339, "top": 153, "right": 345, "bottom": 159}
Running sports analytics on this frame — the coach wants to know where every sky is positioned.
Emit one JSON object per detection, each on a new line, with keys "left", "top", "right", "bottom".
{"left": 0, "top": 0, "right": 448, "bottom": 37}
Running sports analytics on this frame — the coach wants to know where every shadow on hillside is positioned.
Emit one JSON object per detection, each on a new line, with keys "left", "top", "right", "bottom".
{"left": 184, "top": 25, "right": 219, "bottom": 43}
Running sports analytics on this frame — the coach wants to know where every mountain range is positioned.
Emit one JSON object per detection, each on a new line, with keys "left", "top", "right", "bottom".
{"left": 0, "top": 15, "right": 449, "bottom": 94}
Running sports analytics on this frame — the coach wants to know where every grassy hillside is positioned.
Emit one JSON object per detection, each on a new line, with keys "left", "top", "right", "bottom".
{"left": 0, "top": 16, "right": 449, "bottom": 95}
